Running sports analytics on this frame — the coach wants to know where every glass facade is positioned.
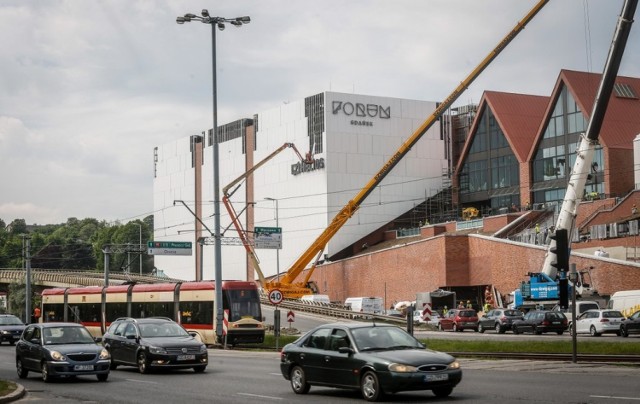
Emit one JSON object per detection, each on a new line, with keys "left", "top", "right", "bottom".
{"left": 460, "top": 107, "right": 520, "bottom": 211}
{"left": 531, "top": 85, "right": 603, "bottom": 207}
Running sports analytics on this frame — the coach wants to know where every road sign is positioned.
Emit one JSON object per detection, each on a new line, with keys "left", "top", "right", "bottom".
{"left": 268, "top": 289, "right": 284, "bottom": 305}
{"left": 287, "top": 310, "right": 295, "bottom": 323}
{"left": 254, "top": 226, "right": 282, "bottom": 249}
{"left": 147, "top": 241, "right": 193, "bottom": 256}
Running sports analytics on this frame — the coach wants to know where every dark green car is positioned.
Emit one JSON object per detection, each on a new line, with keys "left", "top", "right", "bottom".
{"left": 279, "top": 323, "right": 462, "bottom": 401}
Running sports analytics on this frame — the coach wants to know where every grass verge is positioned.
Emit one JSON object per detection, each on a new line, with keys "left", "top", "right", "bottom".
{"left": 0, "top": 380, "right": 17, "bottom": 397}
{"left": 255, "top": 334, "right": 640, "bottom": 356}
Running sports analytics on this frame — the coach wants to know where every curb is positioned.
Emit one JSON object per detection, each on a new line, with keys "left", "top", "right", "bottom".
{"left": 0, "top": 382, "right": 25, "bottom": 404}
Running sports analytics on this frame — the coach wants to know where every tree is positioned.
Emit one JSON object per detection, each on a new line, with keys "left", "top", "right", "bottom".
{"left": 6, "top": 281, "right": 40, "bottom": 322}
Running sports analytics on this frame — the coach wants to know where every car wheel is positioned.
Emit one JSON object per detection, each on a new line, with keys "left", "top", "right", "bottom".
{"left": 556, "top": 330, "right": 564, "bottom": 335}
{"left": 452, "top": 323, "right": 458, "bottom": 332}
{"left": 569, "top": 324, "right": 574, "bottom": 335}
{"left": 495, "top": 323, "right": 504, "bottom": 334}
{"left": 534, "top": 326, "right": 542, "bottom": 335}
{"left": 137, "top": 352, "right": 149, "bottom": 374}
{"left": 433, "top": 387, "right": 453, "bottom": 398}
{"left": 41, "top": 362, "right": 53, "bottom": 383}
{"left": 478, "top": 324, "right": 485, "bottom": 333}
{"left": 437, "top": 323, "right": 443, "bottom": 331}
{"left": 512, "top": 326, "right": 520, "bottom": 335}
{"left": 16, "top": 358, "right": 28, "bottom": 379}
{"left": 97, "top": 373, "right": 109, "bottom": 382}
{"left": 193, "top": 366, "right": 206, "bottom": 373}
{"left": 290, "top": 366, "right": 310, "bottom": 394}
{"left": 621, "top": 326, "right": 629, "bottom": 338}
{"left": 361, "top": 370, "right": 384, "bottom": 402}
{"left": 590, "top": 325, "right": 601, "bottom": 337}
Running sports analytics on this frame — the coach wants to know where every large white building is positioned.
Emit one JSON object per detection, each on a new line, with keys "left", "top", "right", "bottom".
{"left": 153, "top": 91, "right": 447, "bottom": 282}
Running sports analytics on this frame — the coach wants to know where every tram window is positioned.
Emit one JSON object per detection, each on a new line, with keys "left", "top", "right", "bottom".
{"left": 132, "top": 302, "right": 174, "bottom": 319}
{"left": 42, "top": 303, "right": 64, "bottom": 322}
{"left": 106, "top": 303, "right": 128, "bottom": 322}
{"left": 179, "top": 301, "right": 213, "bottom": 325}
{"left": 75, "top": 303, "right": 100, "bottom": 322}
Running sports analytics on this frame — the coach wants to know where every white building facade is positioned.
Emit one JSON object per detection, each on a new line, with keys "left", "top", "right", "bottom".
{"left": 153, "top": 92, "right": 447, "bottom": 282}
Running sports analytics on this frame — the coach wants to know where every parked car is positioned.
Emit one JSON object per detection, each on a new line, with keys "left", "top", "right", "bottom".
{"left": 102, "top": 317, "right": 208, "bottom": 374}
{"left": 15, "top": 322, "right": 110, "bottom": 382}
{"left": 0, "top": 314, "right": 26, "bottom": 345}
{"left": 620, "top": 310, "right": 640, "bottom": 337}
{"left": 438, "top": 309, "right": 478, "bottom": 332}
{"left": 280, "top": 323, "right": 462, "bottom": 401}
{"left": 512, "top": 310, "right": 568, "bottom": 335}
{"left": 477, "top": 309, "right": 524, "bottom": 334}
{"left": 572, "top": 309, "right": 625, "bottom": 336}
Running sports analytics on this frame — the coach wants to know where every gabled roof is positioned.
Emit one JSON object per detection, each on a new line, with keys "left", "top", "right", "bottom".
{"left": 455, "top": 91, "right": 548, "bottom": 174}
{"left": 527, "top": 69, "right": 640, "bottom": 160}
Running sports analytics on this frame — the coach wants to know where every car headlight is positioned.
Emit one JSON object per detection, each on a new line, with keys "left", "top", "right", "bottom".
{"left": 199, "top": 345, "right": 207, "bottom": 354}
{"left": 99, "top": 349, "right": 110, "bottom": 360}
{"left": 148, "top": 346, "right": 167, "bottom": 354}
{"left": 388, "top": 363, "right": 418, "bottom": 373}
{"left": 50, "top": 351, "right": 67, "bottom": 361}
{"left": 447, "top": 361, "right": 461, "bottom": 370}
{"left": 1, "top": 330, "right": 9, "bottom": 335}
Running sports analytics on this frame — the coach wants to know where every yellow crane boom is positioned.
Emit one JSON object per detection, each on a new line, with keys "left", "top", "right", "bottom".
{"left": 269, "top": 0, "right": 549, "bottom": 299}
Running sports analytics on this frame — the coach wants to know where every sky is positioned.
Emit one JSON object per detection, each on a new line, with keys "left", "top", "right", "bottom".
{"left": 1, "top": 0, "right": 639, "bottom": 226}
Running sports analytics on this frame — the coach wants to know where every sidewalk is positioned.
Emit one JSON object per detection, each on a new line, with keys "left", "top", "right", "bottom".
{"left": 0, "top": 381, "right": 25, "bottom": 404}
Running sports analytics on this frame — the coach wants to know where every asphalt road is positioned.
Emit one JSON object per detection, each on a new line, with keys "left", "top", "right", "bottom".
{"left": 1, "top": 344, "right": 640, "bottom": 403}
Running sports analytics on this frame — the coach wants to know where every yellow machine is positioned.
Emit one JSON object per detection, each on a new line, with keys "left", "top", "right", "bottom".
{"left": 462, "top": 207, "right": 479, "bottom": 221}
{"left": 264, "top": 1, "right": 549, "bottom": 299}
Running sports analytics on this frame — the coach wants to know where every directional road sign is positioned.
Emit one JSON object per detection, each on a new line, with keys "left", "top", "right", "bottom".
{"left": 254, "top": 226, "right": 282, "bottom": 249}
{"left": 147, "top": 241, "right": 193, "bottom": 256}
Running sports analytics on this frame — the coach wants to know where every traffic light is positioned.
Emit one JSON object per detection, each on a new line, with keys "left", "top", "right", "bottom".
{"left": 550, "top": 228, "right": 569, "bottom": 273}
{"left": 559, "top": 276, "right": 569, "bottom": 309}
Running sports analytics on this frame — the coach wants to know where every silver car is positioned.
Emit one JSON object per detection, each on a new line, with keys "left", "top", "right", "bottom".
{"left": 572, "top": 309, "right": 625, "bottom": 336}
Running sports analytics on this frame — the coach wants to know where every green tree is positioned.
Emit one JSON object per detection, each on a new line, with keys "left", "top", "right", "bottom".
{"left": 6, "top": 281, "right": 40, "bottom": 322}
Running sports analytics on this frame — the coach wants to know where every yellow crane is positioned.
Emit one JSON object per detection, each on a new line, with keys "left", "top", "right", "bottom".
{"left": 267, "top": 1, "right": 549, "bottom": 299}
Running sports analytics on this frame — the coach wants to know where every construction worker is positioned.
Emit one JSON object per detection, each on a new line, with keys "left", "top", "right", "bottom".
{"left": 457, "top": 301, "right": 465, "bottom": 309}
{"left": 443, "top": 305, "right": 448, "bottom": 315}
{"left": 466, "top": 300, "right": 472, "bottom": 309}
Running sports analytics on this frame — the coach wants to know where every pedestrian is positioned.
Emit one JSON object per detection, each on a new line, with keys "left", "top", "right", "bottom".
{"left": 443, "top": 305, "right": 448, "bottom": 315}
{"left": 457, "top": 301, "right": 465, "bottom": 309}
{"left": 466, "top": 300, "right": 472, "bottom": 309}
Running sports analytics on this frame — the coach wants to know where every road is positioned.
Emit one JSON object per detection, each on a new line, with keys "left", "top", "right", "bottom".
{"left": 1, "top": 345, "right": 640, "bottom": 403}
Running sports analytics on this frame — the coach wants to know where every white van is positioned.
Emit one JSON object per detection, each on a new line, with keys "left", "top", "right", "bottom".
{"left": 344, "top": 297, "right": 383, "bottom": 314}
{"left": 552, "top": 300, "right": 600, "bottom": 328}
{"left": 607, "top": 290, "right": 640, "bottom": 317}
{"left": 299, "top": 294, "right": 331, "bottom": 304}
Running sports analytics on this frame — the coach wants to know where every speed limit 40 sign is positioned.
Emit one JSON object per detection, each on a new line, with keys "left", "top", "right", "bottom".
{"left": 268, "top": 289, "right": 284, "bottom": 305}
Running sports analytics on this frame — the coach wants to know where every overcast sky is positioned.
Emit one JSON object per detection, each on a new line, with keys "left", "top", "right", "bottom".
{"left": 1, "top": 0, "right": 638, "bottom": 226}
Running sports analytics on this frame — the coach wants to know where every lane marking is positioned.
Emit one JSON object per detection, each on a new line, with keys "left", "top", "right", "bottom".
{"left": 591, "top": 396, "right": 640, "bottom": 401}
{"left": 125, "top": 378, "right": 160, "bottom": 384}
{"left": 237, "top": 393, "right": 283, "bottom": 400}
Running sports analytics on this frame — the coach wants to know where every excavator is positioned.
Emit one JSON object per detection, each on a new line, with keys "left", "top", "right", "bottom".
{"left": 265, "top": 0, "right": 550, "bottom": 299}
{"left": 514, "top": 0, "right": 637, "bottom": 309}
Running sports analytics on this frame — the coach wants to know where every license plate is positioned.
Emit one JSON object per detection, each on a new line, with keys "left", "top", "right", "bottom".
{"left": 177, "top": 355, "right": 195, "bottom": 361}
{"left": 74, "top": 365, "right": 94, "bottom": 371}
{"left": 552, "top": 322, "right": 560, "bottom": 325}
{"left": 425, "top": 374, "right": 449, "bottom": 382}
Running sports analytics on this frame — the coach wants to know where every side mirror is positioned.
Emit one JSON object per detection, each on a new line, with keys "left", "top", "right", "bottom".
{"left": 338, "top": 346, "right": 353, "bottom": 355}
{"left": 126, "top": 334, "right": 137, "bottom": 340}
{"left": 30, "top": 338, "right": 41, "bottom": 345}
{"left": 189, "top": 332, "right": 197, "bottom": 338}
{"left": 94, "top": 337, "right": 103, "bottom": 343}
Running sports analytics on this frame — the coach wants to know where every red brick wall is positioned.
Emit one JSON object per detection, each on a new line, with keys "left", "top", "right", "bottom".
{"left": 305, "top": 233, "right": 640, "bottom": 306}
{"left": 606, "top": 148, "right": 634, "bottom": 197}
{"left": 483, "top": 213, "right": 521, "bottom": 233}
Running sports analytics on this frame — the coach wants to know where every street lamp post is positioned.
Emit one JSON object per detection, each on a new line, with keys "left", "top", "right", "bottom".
{"left": 177, "top": 10, "right": 250, "bottom": 342}
{"left": 265, "top": 197, "right": 280, "bottom": 283}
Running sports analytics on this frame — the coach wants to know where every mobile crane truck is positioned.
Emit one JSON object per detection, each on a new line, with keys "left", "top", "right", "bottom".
{"left": 513, "top": 0, "right": 637, "bottom": 310}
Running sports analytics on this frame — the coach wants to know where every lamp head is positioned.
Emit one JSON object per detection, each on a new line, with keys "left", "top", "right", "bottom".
{"left": 201, "top": 9, "right": 209, "bottom": 17}
{"left": 217, "top": 23, "right": 225, "bottom": 31}
{"left": 176, "top": 16, "right": 186, "bottom": 24}
{"left": 237, "top": 16, "right": 251, "bottom": 23}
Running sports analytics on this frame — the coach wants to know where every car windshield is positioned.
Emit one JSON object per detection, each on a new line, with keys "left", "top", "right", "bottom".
{"left": 43, "top": 326, "right": 95, "bottom": 345}
{"left": 603, "top": 311, "right": 624, "bottom": 318}
{"left": 0, "top": 316, "right": 24, "bottom": 326}
{"left": 352, "top": 326, "right": 423, "bottom": 351}
{"left": 504, "top": 310, "right": 521, "bottom": 317}
{"left": 139, "top": 322, "right": 189, "bottom": 338}
{"left": 458, "top": 310, "right": 475, "bottom": 317}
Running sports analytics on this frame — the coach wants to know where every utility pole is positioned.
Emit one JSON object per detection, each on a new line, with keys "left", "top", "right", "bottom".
{"left": 22, "top": 235, "right": 32, "bottom": 324}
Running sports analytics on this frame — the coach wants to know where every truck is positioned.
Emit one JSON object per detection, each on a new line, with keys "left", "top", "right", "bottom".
{"left": 344, "top": 297, "right": 383, "bottom": 315}
{"left": 267, "top": 0, "right": 550, "bottom": 299}
{"left": 607, "top": 290, "right": 640, "bottom": 317}
{"left": 514, "top": 0, "right": 637, "bottom": 310}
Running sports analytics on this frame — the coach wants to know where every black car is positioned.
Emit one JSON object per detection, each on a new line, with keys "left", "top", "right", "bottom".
{"left": 15, "top": 322, "right": 110, "bottom": 382}
{"left": 0, "top": 314, "right": 26, "bottom": 345}
{"left": 280, "top": 323, "right": 462, "bottom": 401}
{"left": 477, "top": 309, "right": 524, "bottom": 334}
{"left": 620, "top": 310, "right": 640, "bottom": 337}
{"left": 512, "top": 310, "right": 568, "bottom": 335}
{"left": 103, "top": 317, "right": 208, "bottom": 373}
